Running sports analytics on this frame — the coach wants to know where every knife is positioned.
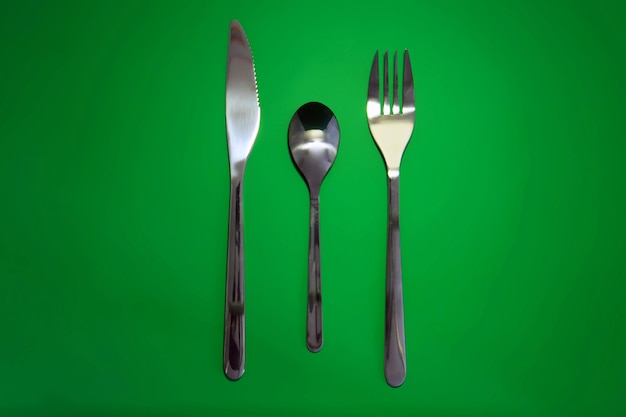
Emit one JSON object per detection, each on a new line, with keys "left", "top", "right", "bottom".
{"left": 224, "top": 19, "right": 260, "bottom": 381}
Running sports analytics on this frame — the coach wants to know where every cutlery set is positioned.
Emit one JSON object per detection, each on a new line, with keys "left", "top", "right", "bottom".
{"left": 223, "top": 20, "right": 414, "bottom": 388}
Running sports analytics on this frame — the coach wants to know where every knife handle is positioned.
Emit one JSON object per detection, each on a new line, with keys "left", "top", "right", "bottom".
{"left": 384, "top": 174, "right": 406, "bottom": 387}
{"left": 224, "top": 178, "right": 245, "bottom": 380}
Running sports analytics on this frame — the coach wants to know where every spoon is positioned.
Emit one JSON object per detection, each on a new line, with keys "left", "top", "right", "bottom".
{"left": 288, "top": 102, "right": 340, "bottom": 352}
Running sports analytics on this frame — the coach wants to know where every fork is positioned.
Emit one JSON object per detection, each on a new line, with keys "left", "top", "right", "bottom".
{"left": 367, "top": 50, "right": 415, "bottom": 387}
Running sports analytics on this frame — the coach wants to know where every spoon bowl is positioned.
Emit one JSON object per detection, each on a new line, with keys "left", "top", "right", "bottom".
{"left": 288, "top": 102, "right": 340, "bottom": 192}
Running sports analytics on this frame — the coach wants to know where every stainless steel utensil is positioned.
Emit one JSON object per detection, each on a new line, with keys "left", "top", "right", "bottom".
{"left": 366, "top": 50, "right": 415, "bottom": 387}
{"left": 288, "top": 102, "right": 340, "bottom": 352}
{"left": 224, "top": 19, "right": 260, "bottom": 381}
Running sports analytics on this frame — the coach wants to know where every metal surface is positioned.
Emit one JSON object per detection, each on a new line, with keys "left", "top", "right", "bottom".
{"left": 224, "top": 19, "right": 260, "bottom": 381}
{"left": 367, "top": 50, "right": 415, "bottom": 387}
{"left": 288, "top": 102, "right": 340, "bottom": 353}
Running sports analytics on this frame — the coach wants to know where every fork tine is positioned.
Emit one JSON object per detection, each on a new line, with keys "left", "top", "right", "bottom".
{"left": 392, "top": 51, "right": 399, "bottom": 115}
{"left": 383, "top": 51, "right": 390, "bottom": 115}
{"left": 367, "top": 51, "right": 380, "bottom": 117}
{"left": 402, "top": 49, "right": 414, "bottom": 112}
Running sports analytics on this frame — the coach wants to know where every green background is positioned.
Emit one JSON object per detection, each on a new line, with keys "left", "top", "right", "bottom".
{"left": 1, "top": 0, "right": 625, "bottom": 416}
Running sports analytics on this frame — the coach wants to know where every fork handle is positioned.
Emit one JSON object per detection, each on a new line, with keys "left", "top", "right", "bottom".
{"left": 224, "top": 177, "right": 245, "bottom": 380}
{"left": 385, "top": 173, "right": 406, "bottom": 387}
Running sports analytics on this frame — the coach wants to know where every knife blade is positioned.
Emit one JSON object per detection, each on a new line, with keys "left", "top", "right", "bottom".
{"left": 224, "top": 19, "right": 260, "bottom": 381}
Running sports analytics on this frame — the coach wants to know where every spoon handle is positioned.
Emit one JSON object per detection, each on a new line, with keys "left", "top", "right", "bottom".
{"left": 384, "top": 174, "right": 406, "bottom": 387}
{"left": 307, "top": 195, "right": 323, "bottom": 352}
{"left": 224, "top": 177, "right": 245, "bottom": 380}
